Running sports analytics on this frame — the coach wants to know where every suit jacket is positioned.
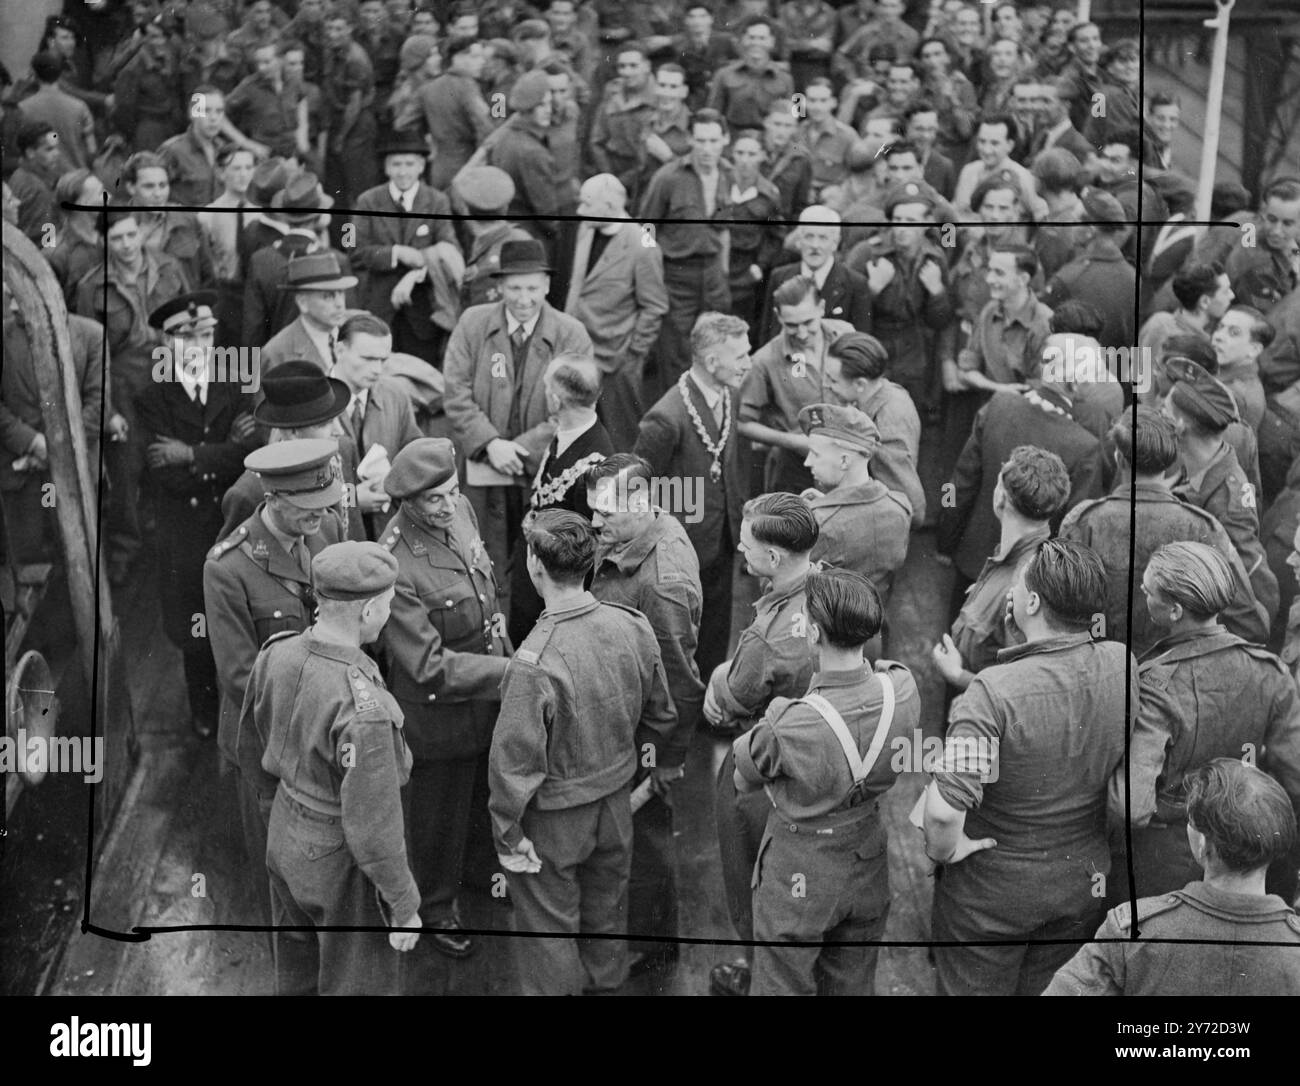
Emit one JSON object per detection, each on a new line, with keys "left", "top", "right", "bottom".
{"left": 352, "top": 182, "right": 460, "bottom": 328}
{"left": 923, "top": 148, "right": 957, "bottom": 201}
{"left": 443, "top": 301, "right": 594, "bottom": 470}
{"left": 566, "top": 220, "right": 669, "bottom": 374}
{"left": 760, "top": 259, "right": 872, "bottom": 343}
{"left": 340, "top": 376, "right": 423, "bottom": 539}
{"left": 635, "top": 375, "right": 747, "bottom": 569}
{"left": 259, "top": 316, "right": 331, "bottom": 377}
{"left": 243, "top": 234, "right": 355, "bottom": 347}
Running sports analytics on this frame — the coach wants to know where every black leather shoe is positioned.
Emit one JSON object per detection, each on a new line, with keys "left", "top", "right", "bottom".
{"left": 709, "top": 959, "right": 751, "bottom": 996}
{"left": 431, "top": 917, "right": 476, "bottom": 959}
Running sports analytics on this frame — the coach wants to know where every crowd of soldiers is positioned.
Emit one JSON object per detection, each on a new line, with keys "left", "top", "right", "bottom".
{"left": 3, "top": 0, "right": 1300, "bottom": 997}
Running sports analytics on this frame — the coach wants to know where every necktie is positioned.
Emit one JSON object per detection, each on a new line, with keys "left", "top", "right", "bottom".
{"left": 510, "top": 325, "right": 528, "bottom": 373}
{"left": 292, "top": 537, "right": 310, "bottom": 579}
{"left": 351, "top": 397, "right": 365, "bottom": 457}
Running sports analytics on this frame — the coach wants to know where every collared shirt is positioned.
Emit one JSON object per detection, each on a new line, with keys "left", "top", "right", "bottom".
{"left": 389, "top": 181, "right": 416, "bottom": 212}
{"left": 260, "top": 505, "right": 303, "bottom": 557}
{"left": 959, "top": 289, "right": 1053, "bottom": 384}
{"left": 176, "top": 357, "right": 210, "bottom": 405}
{"left": 801, "top": 259, "right": 833, "bottom": 292}
{"left": 638, "top": 155, "right": 733, "bottom": 261}
{"left": 507, "top": 313, "right": 540, "bottom": 341}
{"left": 740, "top": 319, "right": 854, "bottom": 433}
{"left": 307, "top": 321, "right": 336, "bottom": 368}
{"left": 689, "top": 370, "right": 723, "bottom": 414}
{"left": 706, "top": 58, "right": 795, "bottom": 130}
{"left": 799, "top": 115, "right": 857, "bottom": 192}
{"left": 950, "top": 525, "right": 1049, "bottom": 674}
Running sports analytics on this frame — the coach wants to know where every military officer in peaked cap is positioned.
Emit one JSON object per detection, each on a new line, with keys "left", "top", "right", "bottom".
{"left": 799, "top": 403, "right": 912, "bottom": 612}
{"left": 137, "top": 289, "right": 257, "bottom": 739}
{"left": 239, "top": 541, "right": 422, "bottom": 995}
{"left": 379, "top": 438, "right": 510, "bottom": 959}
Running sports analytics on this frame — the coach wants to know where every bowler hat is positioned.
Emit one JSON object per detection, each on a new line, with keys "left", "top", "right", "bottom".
{"left": 492, "top": 238, "right": 551, "bottom": 276}
{"left": 254, "top": 360, "right": 351, "bottom": 428}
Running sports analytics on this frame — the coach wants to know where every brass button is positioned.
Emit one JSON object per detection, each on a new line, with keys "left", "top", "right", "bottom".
{"left": 427, "top": 693, "right": 436, "bottom": 702}
{"left": 189, "top": 497, "right": 199, "bottom": 507}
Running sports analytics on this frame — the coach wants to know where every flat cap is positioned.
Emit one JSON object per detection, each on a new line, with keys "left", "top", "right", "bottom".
{"left": 453, "top": 166, "right": 515, "bottom": 213}
{"left": 385, "top": 437, "right": 457, "bottom": 498}
{"left": 798, "top": 402, "right": 880, "bottom": 455}
{"left": 509, "top": 70, "right": 551, "bottom": 112}
{"left": 1167, "top": 359, "right": 1240, "bottom": 431}
{"left": 312, "top": 541, "right": 400, "bottom": 601}
{"left": 245, "top": 437, "right": 344, "bottom": 508}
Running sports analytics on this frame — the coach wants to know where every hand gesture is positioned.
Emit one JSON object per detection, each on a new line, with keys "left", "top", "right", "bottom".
{"left": 392, "top": 244, "right": 426, "bottom": 269}
{"left": 643, "top": 131, "right": 673, "bottom": 162}
{"left": 389, "top": 912, "right": 422, "bottom": 952}
{"left": 486, "top": 438, "right": 527, "bottom": 475}
{"left": 935, "top": 831, "right": 998, "bottom": 864}
{"left": 649, "top": 764, "right": 685, "bottom": 799}
{"left": 355, "top": 476, "right": 389, "bottom": 513}
{"left": 27, "top": 433, "right": 48, "bottom": 468}
{"left": 918, "top": 258, "right": 945, "bottom": 295}
{"left": 146, "top": 437, "right": 193, "bottom": 469}
{"left": 931, "top": 633, "right": 965, "bottom": 684}
{"left": 866, "top": 256, "right": 896, "bottom": 294}
{"left": 107, "top": 413, "right": 129, "bottom": 442}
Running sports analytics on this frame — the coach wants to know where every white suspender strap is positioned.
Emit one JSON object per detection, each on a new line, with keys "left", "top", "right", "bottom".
{"left": 802, "top": 672, "right": 896, "bottom": 785}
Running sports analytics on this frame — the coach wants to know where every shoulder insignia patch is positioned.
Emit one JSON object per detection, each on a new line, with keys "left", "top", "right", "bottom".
{"left": 350, "top": 672, "right": 381, "bottom": 714}
{"left": 251, "top": 538, "right": 270, "bottom": 560}
{"left": 515, "top": 622, "right": 557, "bottom": 665}
{"left": 381, "top": 528, "right": 400, "bottom": 551}
{"left": 208, "top": 525, "right": 249, "bottom": 560}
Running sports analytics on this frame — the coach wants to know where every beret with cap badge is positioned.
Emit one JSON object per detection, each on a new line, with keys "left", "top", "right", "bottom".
{"left": 384, "top": 437, "right": 458, "bottom": 499}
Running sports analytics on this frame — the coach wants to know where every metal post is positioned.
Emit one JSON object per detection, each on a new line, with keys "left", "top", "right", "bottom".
{"left": 1196, "top": 0, "right": 1237, "bottom": 223}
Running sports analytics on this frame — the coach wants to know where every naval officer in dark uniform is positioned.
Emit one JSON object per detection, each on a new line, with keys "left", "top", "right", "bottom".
{"left": 379, "top": 438, "right": 510, "bottom": 958}
{"left": 204, "top": 438, "right": 347, "bottom": 924}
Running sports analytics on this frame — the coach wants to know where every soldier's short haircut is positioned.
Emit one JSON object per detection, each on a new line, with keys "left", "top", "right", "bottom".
{"left": 976, "top": 113, "right": 1015, "bottom": 141}
{"left": 1185, "top": 758, "right": 1297, "bottom": 872}
{"left": 805, "top": 568, "right": 883, "bottom": 649}
{"left": 1048, "top": 300, "right": 1105, "bottom": 338}
{"left": 1067, "top": 21, "right": 1100, "bottom": 46}
{"left": 122, "top": 150, "right": 169, "bottom": 185}
{"left": 512, "top": 17, "right": 551, "bottom": 43}
{"left": 742, "top": 492, "right": 819, "bottom": 553}
{"left": 525, "top": 508, "right": 598, "bottom": 584}
{"left": 17, "top": 119, "right": 57, "bottom": 154}
{"left": 656, "top": 62, "right": 687, "bottom": 80}
{"left": 1110, "top": 406, "right": 1178, "bottom": 475}
{"left": 1262, "top": 177, "right": 1300, "bottom": 204}
{"left": 805, "top": 76, "right": 834, "bottom": 94}
{"left": 690, "top": 312, "right": 750, "bottom": 361}
{"left": 828, "top": 332, "right": 889, "bottom": 382}
{"left": 1023, "top": 538, "right": 1107, "bottom": 630}
{"left": 585, "top": 451, "right": 652, "bottom": 489}
{"left": 1101, "top": 38, "right": 1140, "bottom": 66}
{"left": 1170, "top": 261, "right": 1226, "bottom": 311}
{"left": 1226, "top": 305, "right": 1276, "bottom": 348}
{"left": 615, "top": 42, "right": 650, "bottom": 63}
{"left": 216, "top": 144, "right": 255, "bottom": 168}
{"left": 1100, "top": 126, "right": 1142, "bottom": 160}
{"left": 278, "top": 39, "right": 305, "bottom": 57}
{"left": 917, "top": 37, "right": 950, "bottom": 59}
{"left": 971, "top": 174, "right": 1023, "bottom": 214}
{"left": 1146, "top": 541, "right": 1236, "bottom": 620}
{"left": 1147, "top": 91, "right": 1179, "bottom": 111}
{"left": 1031, "top": 147, "right": 1084, "bottom": 196}
{"left": 998, "top": 445, "right": 1070, "bottom": 521}
{"left": 883, "top": 139, "right": 921, "bottom": 161}
{"left": 990, "top": 243, "right": 1038, "bottom": 279}
{"left": 339, "top": 313, "right": 391, "bottom": 343}
{"left": 54, "top": 168, "right": 94, "bottom": 207}
{"left": 31, "top": 51, "right": 63, "bottom": 85}
{"left": 772, "top": 275, "right": 821, "bottom": 312}
{"left": 689, "top": 107, "right": 729, "bottom": 137}
{"left": 544, "top": 352, "right": 601, "bottom": 409}
{"left": 443, "top": 34, "right": 480, "bottom": 65}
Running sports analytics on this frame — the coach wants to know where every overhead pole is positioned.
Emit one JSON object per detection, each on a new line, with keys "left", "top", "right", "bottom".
{"left": 1196, "top": 0, "right": 1237, "bottom": 223}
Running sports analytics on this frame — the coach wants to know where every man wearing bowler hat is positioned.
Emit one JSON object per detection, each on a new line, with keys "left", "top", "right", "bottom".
{"left": 206, "top": 437, "right": 347, "bottom": 924}
{"left": 380, "top": 438, "right": 510, "bottom": 959}
{"left": 443, "top": 238, "right": 593, "bottom": 620}
{"left": 260, "top": 251, "right": 360, "bottom": 375}
{"left": 244, "top": 171, "right": 354, "bottom": 347}
{"left": 218, "top": 360, "right": 360, "bottom": 540}
{"left": 238, "top": 540, "right": 423, "bottom": 995}
{"left": 353, "top": 137, "right": 465, "bottom": 366}
{"left": 137, "top": 290, "right": 259, "bottom": 740}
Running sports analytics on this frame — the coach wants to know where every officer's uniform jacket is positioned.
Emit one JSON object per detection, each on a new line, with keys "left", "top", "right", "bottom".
{"left": 590, "top": 513, "right": 705, "bottom": 764}
{"left": 237, "top": 630, "right": 420, "bottom": 925}
{"left": 488, "top": 594, "right": 678, "bottom": 850}
{"left": 204, "top": 503, "right": 345, "bottom": 766}
{"left": 708, "top": 571, "right": 820, "bottom": 733}
{"left": 380, "top": 497, "right": 509, "bottom": 761}
{"left": 1045, "top": 883, "right": 1300, "bottom": 996}
{"left": 807, "top": 479, "right": 911, "bottom": 599}
{"left": 1175, "top": 441, "right": 1280, "bottom": 625}
{"left": 1123, "top": 625, "right": 1300, "bottom": 828}
{"left": 1059, "top": 480, "right": 1270, "bottom": 655}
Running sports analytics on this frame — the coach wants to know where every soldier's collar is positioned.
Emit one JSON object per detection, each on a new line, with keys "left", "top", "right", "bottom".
{"left": 994, "top": 630, "right": 1095, "bottom": 664}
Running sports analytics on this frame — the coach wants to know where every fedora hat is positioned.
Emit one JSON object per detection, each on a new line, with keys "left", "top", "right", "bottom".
{"left": 254, "top": 359, "right": 351, "bottom": 428}
{"left": 378, "top": 136, "right": 431, "bottom": 158}
{"left": 491, "top": 238, "right": 552, "bottom": 277}
{"left": 248, "top": 156, "right": 291, "bottom": 205}
{"left": 281, "top": 251, "right": 359, "bottom": 292}
{"left": 271, "top": 171, "right": 334, "bottom": 223}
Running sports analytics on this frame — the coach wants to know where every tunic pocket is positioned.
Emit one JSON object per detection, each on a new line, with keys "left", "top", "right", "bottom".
{"left": 420, "top": 580, "right": 480, "bottom": 642}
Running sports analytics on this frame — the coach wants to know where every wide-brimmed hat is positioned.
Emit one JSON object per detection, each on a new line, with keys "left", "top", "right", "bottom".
{"left": 491, "top": 238, "right": 551, "bottom": 277}
{"left": 254, "top": 359, "right": 351, "bottom": 428}
{"left": 281, "top": 251, "right": 359, "bottom": 292}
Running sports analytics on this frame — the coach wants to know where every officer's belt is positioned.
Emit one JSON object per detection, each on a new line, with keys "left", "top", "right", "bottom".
{"left": 764, "top": 674, "right": 896, "bottom": 824}
{"left": 239, "top": 539, "right": 313, "bottom": 604}
{"left": 279, "top": 781, "right": 342, "bottom": 819}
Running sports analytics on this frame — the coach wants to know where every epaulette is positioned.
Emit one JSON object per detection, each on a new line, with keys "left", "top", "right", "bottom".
{"left": 259, "top": 629, "right": 298, "bottom": 652}
{"left": 208, "top": 524, "right": 249, "bottom": 561}
{"left": 1139, "top": 662, "right": 1176, "bottom": 691}
{"left": 1110, "top": 894, "right": 1182, "bottom": 932}
{"left": 381, "top": 524, "right": 401, "bottom": 552}
{"left": 346, "top": 664, "right": 382, "bottom": 714}
{"left": 513, "top": 622, "right": 556, "bottom": 667}
{"left": 1240, "top": 642, "right": 1288, "bottom": 673}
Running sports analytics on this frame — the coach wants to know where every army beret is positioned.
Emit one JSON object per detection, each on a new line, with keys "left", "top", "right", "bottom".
{"left": 453, "top": 166, "right": 516, "bottom": 213}
{"left": 385, "top": 437, "right": 457, "bottom": 499}
{"left": 1167, "top": 359, "right": 1240, "bottom": 431}
{"left": 1080, "top": 187, "right": 1126, "bottom": 223}
{"left": 885, "top": 182, "right": 934, "bottom": 216}
{"left": 798, "top": 402, "right": 880, "bottom": 455}
{"left": 509, "top": 70, "right": 551, "bottom": 112}
{"left": 245, "top": 437, "right": 344, "bottom": 509}
{"left": 312, "top": 541, "right": 400, "bottom": 601}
